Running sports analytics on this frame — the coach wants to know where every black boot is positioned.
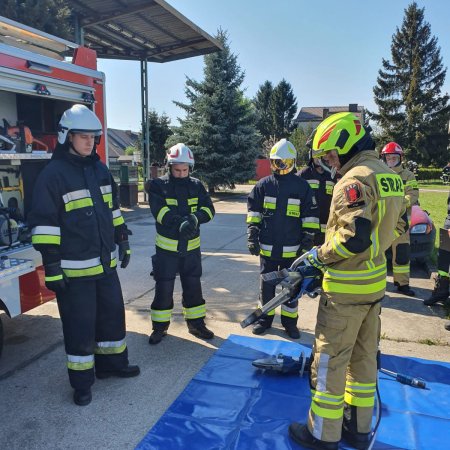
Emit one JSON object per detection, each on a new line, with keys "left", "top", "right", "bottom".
{"left": 96, "top": 365, "right": 140, "bottom": 379}
{"left": 187, "top": 320, "right": 214, "bottom": 340}
{"left": 288, "top": 423, "right": 338, "bottom": 450}
{"left": 424, "top": 275, "right": 449, "bottom": 305}
{"left": 148, "top": 329, "right": 167, "bottom": 345}
{"left": 252, "top": 317, "right": 272, "bottom": 335}
{"left": 397, "top": 284, "right": 415, "bottom": 297}
{"left": 73, "top": 388, "right": 92, "bottom": 406}
{"left": 284, "top": 325, "right": 301, "bottom": 339}
{"left": 341, "top": 427, "right": 370, "bottom": 450}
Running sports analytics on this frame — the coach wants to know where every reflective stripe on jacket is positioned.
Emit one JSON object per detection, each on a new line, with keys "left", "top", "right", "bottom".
{"left": 148, "top": 173, "right": 214, "bottom": 254}
{"left": 29, "top": 149, "right": 124, "bottom": 280}
{"left": 247, "top": 171, "right": 319, "bottom": 259}
{"left": 298, "top": 165, "right": 336, "bottom": 233}
{"left": 318, "top": 150, "right": 407, "bottom": 303}
{"left": 392, "top": 165, "right": 419, "bottom": 214}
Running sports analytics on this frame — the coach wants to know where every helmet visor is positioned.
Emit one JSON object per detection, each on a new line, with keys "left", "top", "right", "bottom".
{"left": 270, "top": 158, "right": 295, "bottom": 175}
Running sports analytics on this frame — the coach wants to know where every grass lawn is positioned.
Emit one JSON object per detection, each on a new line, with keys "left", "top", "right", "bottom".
{"left": 418, "top": 182, "right": 449, "bottom": 189}
{"left": 419, "top": 189, "right": 448, "bottom": 262}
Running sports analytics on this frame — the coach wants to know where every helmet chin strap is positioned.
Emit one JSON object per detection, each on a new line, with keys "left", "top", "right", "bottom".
{"left": 318, "top": 158, "right": 337, "bottom": 178}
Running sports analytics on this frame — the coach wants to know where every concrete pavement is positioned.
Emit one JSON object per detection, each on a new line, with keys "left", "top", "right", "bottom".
{"left": 0, "top": 185, "right": 449, "bottom": 450}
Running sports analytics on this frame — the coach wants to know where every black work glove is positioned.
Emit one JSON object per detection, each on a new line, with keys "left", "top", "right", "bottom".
{"left": 44, "top": 261, "right": 69, "bottom": 295}
{"left": 118, "top": 240, "right": 131, "bottom": 268}
{"left": 247, "top": 226, "right": 260, "bottom": 256}
{"left": 247, "top": 240, "right": 260, "bottom": 256}
{"left": 179, "top": 214, "right": 198, "bottom": 240}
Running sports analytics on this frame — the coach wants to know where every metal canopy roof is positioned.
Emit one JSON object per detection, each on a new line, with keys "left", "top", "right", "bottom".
{"left": 70, "top": 0, "right": 222, "bottom": 62}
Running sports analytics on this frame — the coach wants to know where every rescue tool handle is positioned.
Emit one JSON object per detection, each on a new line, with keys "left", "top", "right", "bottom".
{"left": 380, "top": 368, "right": 426, "bottom": 389}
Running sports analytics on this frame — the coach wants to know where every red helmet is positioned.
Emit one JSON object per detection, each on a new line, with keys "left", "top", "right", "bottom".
{"left": 381, "top": 142, "right": 403, "bottom": 156}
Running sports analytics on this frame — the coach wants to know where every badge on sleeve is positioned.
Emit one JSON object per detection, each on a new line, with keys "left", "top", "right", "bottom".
{"left": 343, "top": 182, "right": 365, "bottom": 208}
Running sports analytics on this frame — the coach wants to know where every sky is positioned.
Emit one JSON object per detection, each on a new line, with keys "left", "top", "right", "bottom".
{"left": 97, "top": 0, "right": 450, "bottom": 132}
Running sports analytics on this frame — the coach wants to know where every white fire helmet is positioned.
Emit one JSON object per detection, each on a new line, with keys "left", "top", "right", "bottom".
{"left": 269, "top": 138, "right": 297, "bottom": 175}
{"left": 167, "top": 143, "right": 195, "bottom": 169}
{"left": 58, "top": 104, "right": 103, "bottom": 145}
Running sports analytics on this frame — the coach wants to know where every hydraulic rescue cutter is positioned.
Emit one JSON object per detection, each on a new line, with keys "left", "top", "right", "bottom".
{"left": 240, "top": 254, "right": 322, "bottom": 329}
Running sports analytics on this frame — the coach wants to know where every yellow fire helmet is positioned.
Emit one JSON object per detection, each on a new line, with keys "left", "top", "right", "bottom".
{"left": 269, "top": 138, "right": 297, "bottom": 175}
{"left": 311, "top": 112, "right": 366, "bottom": 158}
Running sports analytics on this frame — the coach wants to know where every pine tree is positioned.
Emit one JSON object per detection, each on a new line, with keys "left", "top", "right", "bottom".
{"left": 271, "top": 79, "right": 297, "bottom": 139}
{"left": 253, "top": 79, "right": 297, "bottom": 142}
{"left": 2, "top": 1, "right": 73, "bottom": 41}
{"left": 171, "top": 29, "right": 260, "bottom": 192}
{"left": 371, "top": 2, "right": 450, "bottom": 165}
{"left": 145, "top": 110, "right": 173, "bottom": 165}
{"left": 253, "top": 81, "right": 274, "bottom": 141}
{"left": 289, "top": 125, "right": 314, "bottom": 168}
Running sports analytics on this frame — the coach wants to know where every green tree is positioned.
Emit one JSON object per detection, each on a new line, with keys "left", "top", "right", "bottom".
{"left": 271, "top": 79, "right": 297, "bottom": 139}
{"left": 144, "top": 110, "right": 173, "bottom": 165}
{"left": 371, "top": 2, "right": 450, "bottom": 165}
{"left": 253, "top": 79, "right": 297, "bottom": 141}
{"left": 2, "top": 0, "right": 73, "bottom": 41}
{"left": 170, "top": 29, "right": 260, "bottom": 192}
{"left": 253, "top": 81, "right": 274, "bottom": 141}
{"left": 289, "top": 125, "right": 314, "bottom": 168}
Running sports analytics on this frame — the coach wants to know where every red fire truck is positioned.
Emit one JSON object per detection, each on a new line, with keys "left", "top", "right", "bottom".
{"left": 0, "top": 16, "right": 108, "bottom": 355}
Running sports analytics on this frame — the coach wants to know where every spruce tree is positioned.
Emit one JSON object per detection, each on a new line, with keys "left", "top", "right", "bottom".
{"left": 2, "top": 0, "right": 73, "bottom": 41}
{"left": 271, "top": 79, "right": 297, "bottom": 139}
{"left": 253, "top": 79, "right": 297, "bottom": 142}
{"left": 146, "top": 110, "right": 173, "bottom": 165}
{"left": 171, "top": 29, "right": 260, "bottom": 192}
{"left": 253, "top": 81, "right": 274, "bottom": 141}
{"left": 371, "top": 2, "right": 449, "bottom": 165}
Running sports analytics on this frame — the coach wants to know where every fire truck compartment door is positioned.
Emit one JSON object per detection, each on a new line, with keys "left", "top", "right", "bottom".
{"left": 0, "top": 65, "right": 94, "bottom": 103}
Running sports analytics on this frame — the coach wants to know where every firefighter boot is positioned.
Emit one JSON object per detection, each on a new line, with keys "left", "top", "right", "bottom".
{"left": 424, "top": 275, "right": 450, "bottom": 305}
{"left": 252, "top": 317, "right": 272, "bottom": 335}
{"left": 284, "top": 325, "right": 301, "bottom": 339}
{"left": 148, "top": 323, "right": 169, "bottom": 345}
{"left": 341, "top": 428, "right": 370, "bottom": 450}
{"left": 73, "top": 388, "right": 92, "bottom": 406}
{"left": 396, "top": 284, "right": 415, "bottom": 297}
{"left": 96, "top": 365, "right": 140, "bottom": 379}
{"left": 289, "top": 423, "right": 338, "bottom": 450}
{"left": 187, "top": 319, "right": 214, "bottom": 340}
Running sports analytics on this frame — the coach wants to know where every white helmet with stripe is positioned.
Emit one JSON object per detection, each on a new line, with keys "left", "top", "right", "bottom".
{"left": 167, "top": 143, "right": 195, "bottom": 168}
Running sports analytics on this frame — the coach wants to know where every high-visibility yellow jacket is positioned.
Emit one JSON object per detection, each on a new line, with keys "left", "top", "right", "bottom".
{"left": 318, "top": 150, "right": 407, "bottom": 304}
{"left": 392, "top": 165, "right": 419, "bottom": 215}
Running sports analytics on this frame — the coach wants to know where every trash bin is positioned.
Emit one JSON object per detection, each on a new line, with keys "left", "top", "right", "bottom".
{"left": 119, "top": 183, "right": 138, "bottom": 207}
{"left": 119, "top": 164, "right": 138, "bottom": 207}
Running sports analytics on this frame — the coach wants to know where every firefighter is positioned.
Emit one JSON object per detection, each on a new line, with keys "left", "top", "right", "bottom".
{"left": 147, "top": 143, "right": 215, "bottom": 345}
{"left": 29, "top": 105, "right": 140, "bottom": 407}
{"left": 298, "top": 149, "right": 337, "bottom": 245}
{"left": 247, "top": 138, "right": 319, "bottom": 339}
{"left": 288, "top": 113, "right": 407, "bottom": 450}
{"left": 381, "top": 142, "right": 419, "bottom": 296}
{"left": 424, "top": 189, "right": 450, "bottom": 306}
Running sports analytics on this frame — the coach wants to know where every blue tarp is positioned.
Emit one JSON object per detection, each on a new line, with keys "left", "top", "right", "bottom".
{"left": 137, "top": 335, "right": 450, "bottom": 450}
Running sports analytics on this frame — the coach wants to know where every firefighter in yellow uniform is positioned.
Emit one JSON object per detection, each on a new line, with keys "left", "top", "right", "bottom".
{"left": 381, "top": 142, "right": 419, "bottom": 296}
{"left": 288, "top": 113, "right": 407, "bottom": 450}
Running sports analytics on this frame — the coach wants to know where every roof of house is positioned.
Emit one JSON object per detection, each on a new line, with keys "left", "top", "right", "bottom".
{"left": 294, "top": 105, "right": 364, "bottom": 123}
{"left": 108, "top": 128, "right": 139, "bottom": 159}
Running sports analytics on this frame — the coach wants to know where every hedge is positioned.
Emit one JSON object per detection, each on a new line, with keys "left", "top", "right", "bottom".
{"left": 417, "top": 168, "right": 442, "bottom": 181}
